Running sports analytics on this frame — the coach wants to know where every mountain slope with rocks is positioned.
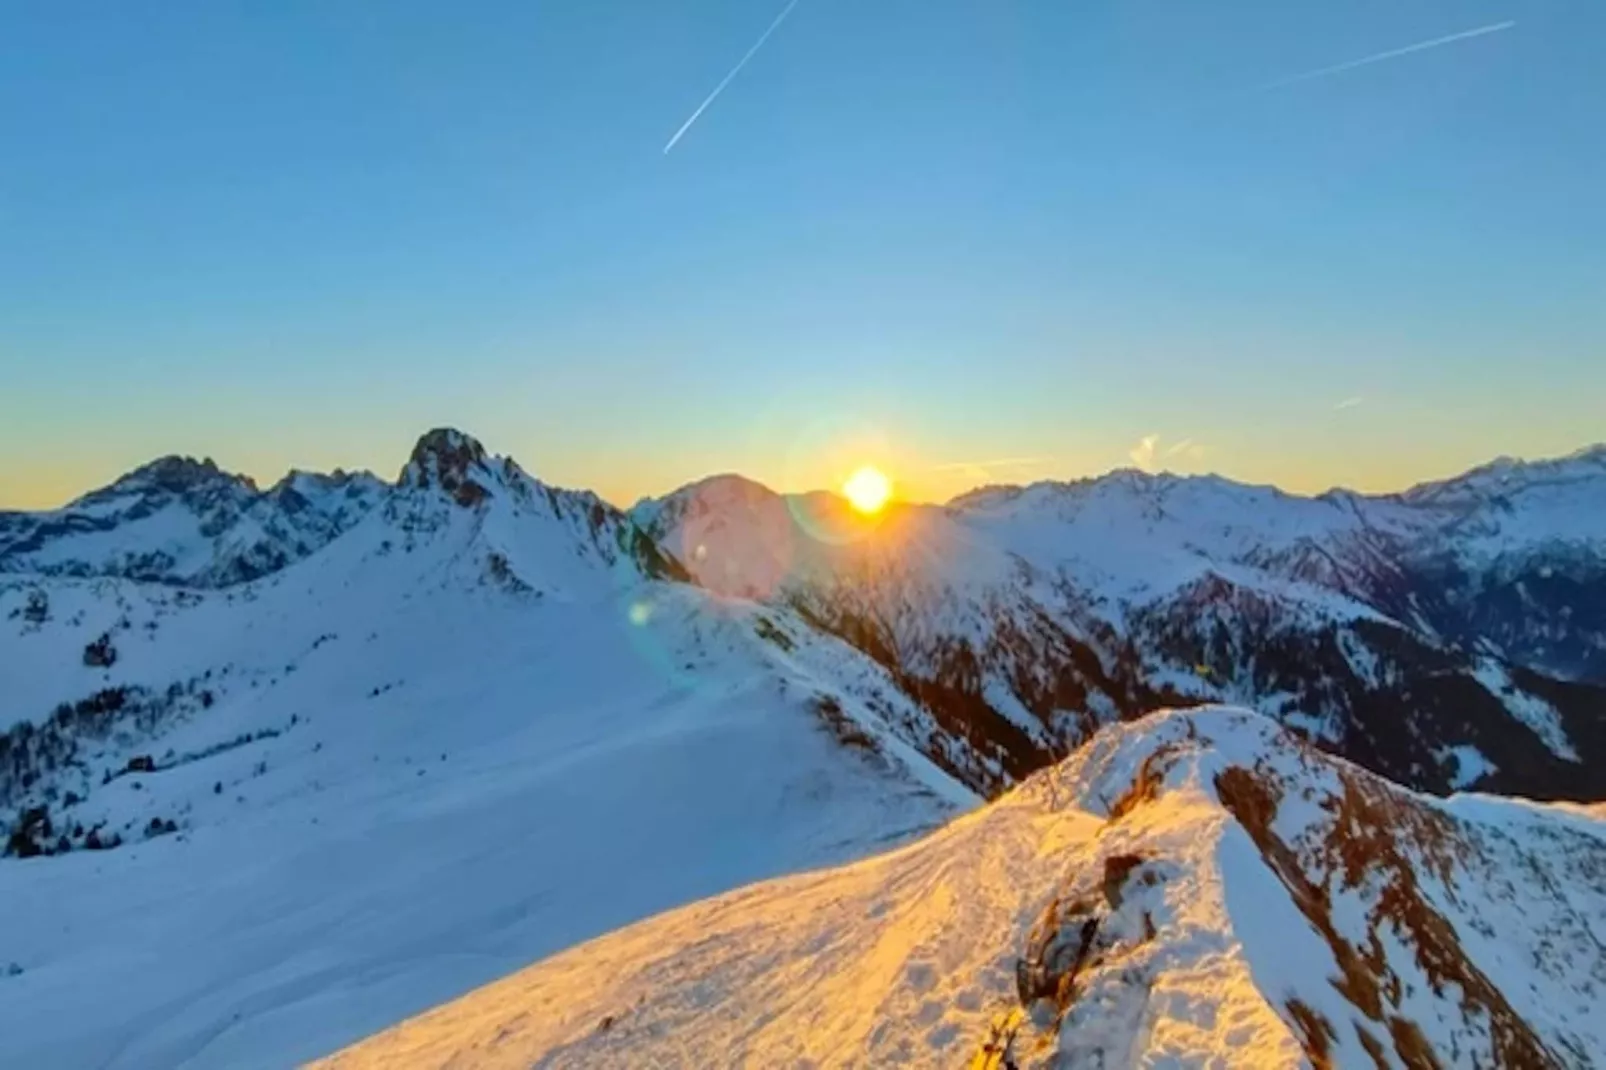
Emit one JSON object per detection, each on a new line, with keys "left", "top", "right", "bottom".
{"left": 636, "top": 447, "right": 1606, "bottom": 801}
{"left": 316, "top": 707, "right": 1606, "bottom": 1070}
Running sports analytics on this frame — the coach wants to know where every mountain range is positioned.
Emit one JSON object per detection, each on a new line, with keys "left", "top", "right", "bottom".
{"left": 2, "top": 429, "right": 1603, "bottom": 1067}
{"left": 10, "top": 430, "right": 1602, "bottom": 800}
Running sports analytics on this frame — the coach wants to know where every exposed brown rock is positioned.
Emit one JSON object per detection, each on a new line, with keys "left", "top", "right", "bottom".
{"left": 1285, "top": 999, "right": 1337, "bottom": 1070}
{"left": 1109, "top": 748, "right": 1174, "bottom": 820}
{"left": 1355, "top": 1023, "right": 1391, "bottom": 1070}
{"left": 1215, "top": 762, "right": 1563, "bottom": 1069}
{"left": 1101, "top": 853, "right": 1146, "bottom": 909}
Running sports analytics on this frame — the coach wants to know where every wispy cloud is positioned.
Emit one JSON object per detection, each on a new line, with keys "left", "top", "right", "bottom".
{"left": 663, "top": 0, "right": 802, "bottom": 154}
{"left": 1333, "top": 396, "right": 1366, "bottom": 411}
{"left": 1129, "top": 434, "right": 1160, "bottom": 471}
{"left": 1131, "top": 434, "right": 1204, "bottom": 471}
{"left": 1258, "top": 20, "right": 1515, "bottom": 92}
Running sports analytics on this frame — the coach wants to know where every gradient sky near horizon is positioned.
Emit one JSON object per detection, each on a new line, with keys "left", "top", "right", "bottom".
{"left": 3, "top": 0, "right": 1603, "bottom": 510}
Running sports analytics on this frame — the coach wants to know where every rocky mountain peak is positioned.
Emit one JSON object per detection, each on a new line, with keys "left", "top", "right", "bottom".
{"left": 1566, "top": 442, "right": 1606, "bottom": 465}
{"left": 399, "top": 428, "right": 495, "bottom": 508}
{"left": 109, "top": 455, "right": 256, "bottom": 497}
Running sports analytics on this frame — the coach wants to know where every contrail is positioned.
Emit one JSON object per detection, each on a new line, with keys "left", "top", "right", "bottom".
{"left": 1258, "top": 20, "right": 1515, "bottom": 91}
{"left": 663, "top": 0, "right": 802, "bottom": 154}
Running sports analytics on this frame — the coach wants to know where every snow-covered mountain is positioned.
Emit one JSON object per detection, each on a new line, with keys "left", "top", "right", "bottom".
{"left": 634, "top": 473, "right": 1153, "bottom": 792}
{"left": 1383, "top": 447, "right": 1606, "bottom": 687}
{"left": 636, "top": 447, "right": 1606, "bottom": 801}
{"left": 3, "top": 430, "right": 1603, "bottom": 1066}
{"left": 0, "top": 430, "right": 971, "bottom": 1067}
{"left": 0, "top": 455, "right": 386, "bottom": 587}
{"left": 315, "top": 707, "right": 1606, "bottom": 1069}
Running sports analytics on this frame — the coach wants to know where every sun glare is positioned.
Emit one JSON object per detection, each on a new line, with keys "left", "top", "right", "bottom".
{"left": 843, "top": 466, "right": 892, "bottom": 514}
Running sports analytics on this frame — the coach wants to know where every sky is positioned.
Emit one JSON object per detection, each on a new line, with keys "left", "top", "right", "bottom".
{"left": 2, "top": 0, "right": 1603, "bottom": 509}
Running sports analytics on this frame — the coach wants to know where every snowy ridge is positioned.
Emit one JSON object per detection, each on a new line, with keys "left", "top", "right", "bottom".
{"left": 1403, "top": 443, "right": 1606, "bottom": 505}
{"left": 0, "top": 455, "right": 385, "bottom": 587}
{"left": 951, "top": 469, "right": 1422, "bottom": 604}
{"left": 316, "top": 707, "right": 1606, "bottom": 1069}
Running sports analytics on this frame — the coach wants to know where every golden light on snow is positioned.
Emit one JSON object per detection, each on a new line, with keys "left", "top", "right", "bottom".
{"left": 842, "top": 466, "right": 892, "bottom": 514}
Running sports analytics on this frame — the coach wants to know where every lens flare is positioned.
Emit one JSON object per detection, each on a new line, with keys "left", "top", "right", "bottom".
{"left": 843, "top": 466, "right": 892, "bottom": 514}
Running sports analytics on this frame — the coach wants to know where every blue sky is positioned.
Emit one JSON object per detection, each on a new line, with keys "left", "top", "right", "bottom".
{"left": 2, "top": 0, "right": 1602, "bottom": 508}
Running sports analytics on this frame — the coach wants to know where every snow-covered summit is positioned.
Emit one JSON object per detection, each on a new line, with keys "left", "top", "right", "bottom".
{"left": 374, "top": 427, "right": 684, "bottom": 593}
{"left": 1387, "top": 444, "right": 1606, "bottom": 568}
{"left": 1403, "top": 442, "right": 1606, "bottom": 505}
{"left": 263, "top": 468, "right": 387, "bottom": 537}
{"left": 0, "top": 453, "right": 386, "bottom": 587}
{"left": 397, "top": 427, "right": 500, "bottom": 506}
{"left": 100, "top": 454, "right": 256, "bottom": 497}
{"left": 632, "top": 471, "right": 779, "bottom": 525}
{"left": 948, "top": 444, "right": 1606, "bottom": 566}
{"left": 0, "top": 426, "right": 675, "bottom": 591}
{"left": 948, "top": 466, "right": 1421, "bottom": 599}
{"left": 317, "top": 706, "right": 1606, "bottom": 1069}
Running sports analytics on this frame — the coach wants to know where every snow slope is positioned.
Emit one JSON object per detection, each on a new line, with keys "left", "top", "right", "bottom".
{"left": 0, "top": 432, "right": 970, "bottom": 1069}
{"left": 317, "top": 707, "right": 1606, "bottom": 1069}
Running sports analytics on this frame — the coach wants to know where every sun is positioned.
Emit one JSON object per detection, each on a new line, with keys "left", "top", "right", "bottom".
{"left": 842, "top": 465, "right": 892, "bottom": 514}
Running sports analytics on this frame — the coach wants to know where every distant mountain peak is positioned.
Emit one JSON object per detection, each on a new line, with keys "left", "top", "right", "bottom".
{"left": 1404, "top": 442, "right": 1606, "bottom": 505}
{"left": 107, "top": 454, "right": 255, "bottom": 497}
{"left": 679, "top": 472, "right": 778, "bottom": 497}
{"left": 0, "top": 451, "right": 385, "bottom": 587}
{"left": 400, "top": 428, "right": 496, "bottom": 507}
{"left": 631, "top": 472, "right": 784, "bottom": 537}
{"left": 271, "top": 466, "right": 376, "bottom": 490}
